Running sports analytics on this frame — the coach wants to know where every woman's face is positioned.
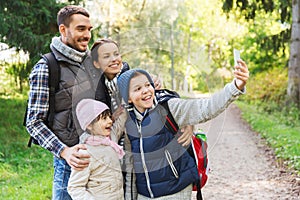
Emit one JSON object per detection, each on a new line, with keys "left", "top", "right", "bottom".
{"left": 128, "top": 74, "right": 155, "bottom": 113}
{"left": 93, "top": 43, "right": 122, "bottom": 80}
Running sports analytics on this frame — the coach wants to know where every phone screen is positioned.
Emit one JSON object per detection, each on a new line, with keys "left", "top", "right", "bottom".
{"left": 234, "top": 49, "right": 240, "bottom": 66}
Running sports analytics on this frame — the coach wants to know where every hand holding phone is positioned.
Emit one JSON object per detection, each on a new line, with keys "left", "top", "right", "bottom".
{"left": 233, "top": 49, "right": 240, "bottom": 66}
{"left": 233, "top": 49, "right": 243, "bottom": 87}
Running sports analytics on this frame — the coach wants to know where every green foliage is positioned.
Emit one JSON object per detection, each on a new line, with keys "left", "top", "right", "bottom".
{"left": 222, "top": 0, "right": 291, "bottom": 74}
{"left": 0, "top": 97, "right": 53, "bottom": 199}
{"left": 0, "top": 0, "right": 63, "bottom": 61}
{"left": 237, "top": 101, "right": 300, "bottom": 174}
{"left": 88, "top": 0, "right": 247, "bottom": 91}
{"left": 222, "top": 0, "right": 291, "bottom": 22}
{"left": 241, "top": 17, "right": 290, "bottom": 74}
{"left": 5, "top": 62, "right": 28, "bottom": 93}
{"left": 2, "top": 0, "right": 292, "bottom": 94}
{"left": 242, "top": 67, "right": 288, "bottom": 105}
{"left": 0, "top": 0, "right": 87, "bottom": 92}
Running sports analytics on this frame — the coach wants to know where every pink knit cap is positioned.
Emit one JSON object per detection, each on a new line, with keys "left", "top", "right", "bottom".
{"left": 76, "top": 99, "right": 109, "bottom": 130}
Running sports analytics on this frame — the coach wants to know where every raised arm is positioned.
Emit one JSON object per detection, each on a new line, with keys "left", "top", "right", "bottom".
{"left": 169, "top": 60, "right": 249, "bottom": 127}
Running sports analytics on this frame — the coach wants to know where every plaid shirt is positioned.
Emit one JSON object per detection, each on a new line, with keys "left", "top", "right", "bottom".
{"left": 26, "top": 61, "right": 65, "bottom": 157}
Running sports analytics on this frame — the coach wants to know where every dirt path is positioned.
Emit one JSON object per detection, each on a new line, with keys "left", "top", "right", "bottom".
{"left": 192, "top": 104, "right": 299, "bottom": 200}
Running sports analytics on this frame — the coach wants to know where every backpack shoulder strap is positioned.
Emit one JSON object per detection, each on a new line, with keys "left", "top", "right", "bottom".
{"left": 160, "top": 101, "right": 179, "bottom": 134}
{"left": 156, "top": 89, "right": 180, "bottom": 134}
{"left": 26, "top": 52, "right": 60, "bottom": 147}
{"left": 42, "top": 52, "right": 60, "bottom": 128}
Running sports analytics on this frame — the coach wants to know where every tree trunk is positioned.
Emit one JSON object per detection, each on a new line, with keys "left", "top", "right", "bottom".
{"left": 287, "top": 0, "right": 300, "bottom": 107}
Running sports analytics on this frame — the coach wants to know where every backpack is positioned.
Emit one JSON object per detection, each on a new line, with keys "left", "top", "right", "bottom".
{"left": 23, "top": 52, "right": 60, "bottom": 147}
{"left": 156, "top": 89, "right": 209, "bottom": 200}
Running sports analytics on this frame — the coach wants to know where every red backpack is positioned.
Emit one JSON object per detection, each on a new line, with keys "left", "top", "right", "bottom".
{"left": 156, "top": 89, "right": 209, "bottom": 200}
{"left": 191, "top": 131, "right": 209, "bottom": 189}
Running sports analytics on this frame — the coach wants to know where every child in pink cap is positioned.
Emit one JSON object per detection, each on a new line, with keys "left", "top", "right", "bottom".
{"left": 68, "top": 98, "right": 126, "bottom": 200}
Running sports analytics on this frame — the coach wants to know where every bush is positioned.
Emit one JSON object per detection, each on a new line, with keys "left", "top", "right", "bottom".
{"left": 242, "top": 67, "right": 288, "bottom": 105}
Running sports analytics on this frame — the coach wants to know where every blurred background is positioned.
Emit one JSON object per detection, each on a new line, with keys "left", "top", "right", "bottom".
{"left": 0, "top": 0, "right": 299, "bottom": 199}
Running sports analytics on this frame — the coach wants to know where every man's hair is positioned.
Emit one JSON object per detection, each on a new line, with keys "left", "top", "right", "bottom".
{"left": 91, "top": 38, "right": 119, "bottom": 63}
{"left": 57, "top": 5, "right": 90, "bottom": 27}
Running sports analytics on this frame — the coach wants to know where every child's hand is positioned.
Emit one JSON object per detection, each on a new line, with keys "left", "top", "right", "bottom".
{"left": 177, "top": 125, "right": 194, "bottom": 146}
{"left": 234, "top": 60, "right": 249, "bottom": 90}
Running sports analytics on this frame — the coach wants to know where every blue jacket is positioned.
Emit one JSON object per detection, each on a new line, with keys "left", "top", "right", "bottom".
{"left": 125, "top": 104, "right": 199, "bottom": 198}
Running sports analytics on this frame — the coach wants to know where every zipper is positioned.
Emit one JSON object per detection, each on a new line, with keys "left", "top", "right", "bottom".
{"left": 136, "top": 121, "right": 154, "bottom": 198}
{"left": 165, "top": 149, "right": 179, "bottom": 178}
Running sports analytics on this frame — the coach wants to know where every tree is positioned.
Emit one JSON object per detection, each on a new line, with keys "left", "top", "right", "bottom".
{"left": 87, "top": 0, "right": 187, "bottom": 89}
{"left": 0, "top": 0, "right": 64, "bottom": 62}
{"left": 87, "top": 0, "right": 246, "bottom": 91}
{"left": 0, "top": 0, "right": 83, "bottom": 91}
{"left": 222, "top": 0, "right": 300, "bottom": 107}
{"left": 287, "top": 0, "right": 300, "bottom": 108}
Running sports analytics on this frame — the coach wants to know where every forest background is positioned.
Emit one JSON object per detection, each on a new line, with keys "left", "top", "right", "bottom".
{"left": 0, "top": 0, "right": 299, "bottom": 199}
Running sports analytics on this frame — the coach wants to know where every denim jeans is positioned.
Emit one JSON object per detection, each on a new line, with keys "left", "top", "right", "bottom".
{"left": 52, "top": 157, "right": 72, "bottom": 200}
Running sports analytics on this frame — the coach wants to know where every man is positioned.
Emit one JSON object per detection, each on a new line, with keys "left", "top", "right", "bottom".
{"left": 25, "top": 5, "right": 97, "bottom": 199}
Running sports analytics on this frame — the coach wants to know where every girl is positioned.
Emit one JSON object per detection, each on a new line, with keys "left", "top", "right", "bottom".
{"left": 68, "top": 98, "right": 126, "bottom": 200}
{"left": 116, "top": 61, "right": 249, "bottom": 199}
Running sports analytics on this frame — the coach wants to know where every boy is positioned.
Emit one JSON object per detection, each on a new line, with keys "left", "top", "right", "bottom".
{"left": 116, "top": 60, "right": 249, "bottom": 199}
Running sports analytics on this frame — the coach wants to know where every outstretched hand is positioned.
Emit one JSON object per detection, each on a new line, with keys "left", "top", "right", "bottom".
{"left": 234, "top": 60, "right": 249, "bottom": 90}
{"left": 60, "top": 144, "right": 90, "bottom": 170}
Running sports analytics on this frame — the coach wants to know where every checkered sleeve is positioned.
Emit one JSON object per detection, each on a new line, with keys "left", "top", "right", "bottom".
{"left": 25, "top": 60, "right": 66, "bottom": 157}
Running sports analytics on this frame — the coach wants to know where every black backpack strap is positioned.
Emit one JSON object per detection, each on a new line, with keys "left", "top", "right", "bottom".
{"left": 43, "top": 52, "right": 60, "bottom": 128}
{"left": 156, "top": 89, "right": 180, "bottom": 105}
{"left": 27, "top": 52, "right": 60, "bottom": 147}
{"left": 156, "top": 89, "right": 180, "bottom": 134}
{"left": 196, "top": 183, "right": 203, "bottom": 200}
{"left": 160, "top": 100, "right": 179, "bottom": 134}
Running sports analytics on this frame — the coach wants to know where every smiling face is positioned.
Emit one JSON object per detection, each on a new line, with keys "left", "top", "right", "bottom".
{"left": 93, "top": 42, "right": 122, "bottom": 80}
{"left": 86, "top": 110, "right": 113, "bottom": 136}
{"left": 128, "top": 73, "right": 155, "bottom": 113}
{"left": 59, "top": 14, "right": 93, "bottom": 52}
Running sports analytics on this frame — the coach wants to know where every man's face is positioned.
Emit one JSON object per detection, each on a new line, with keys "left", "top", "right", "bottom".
{"left": 60, "top": 14, "right": 93, "bottom": 52}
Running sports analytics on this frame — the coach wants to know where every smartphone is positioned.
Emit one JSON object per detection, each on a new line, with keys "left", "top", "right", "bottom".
{"left": 233, "top": 49, "right": 240, "bottom": 66}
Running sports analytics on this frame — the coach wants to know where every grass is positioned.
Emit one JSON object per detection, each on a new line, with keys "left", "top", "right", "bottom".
{"left": 0, "top": 96, "right": 53, "bottom": 200}
{"left": 236, "top": 101, "right": 300, "bottom": 174}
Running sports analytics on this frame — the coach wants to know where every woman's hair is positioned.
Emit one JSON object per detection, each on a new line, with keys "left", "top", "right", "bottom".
{"left": 91, "top": 38, "right": 119, "bottom": 63}
{"left": 57, "top": 5, "right": 90, "bottom": 27}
